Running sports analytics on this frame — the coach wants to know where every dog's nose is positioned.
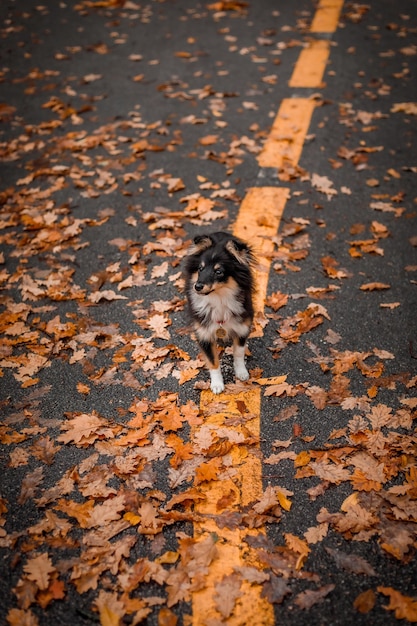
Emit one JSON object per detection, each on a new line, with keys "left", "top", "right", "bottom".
{"left": 194, "top": 282, "right": 204, "bottom": 292}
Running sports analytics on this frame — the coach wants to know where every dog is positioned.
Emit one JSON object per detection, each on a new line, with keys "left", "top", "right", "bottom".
{"left": 184, "top": 231, "right": 255, "bottom": 394}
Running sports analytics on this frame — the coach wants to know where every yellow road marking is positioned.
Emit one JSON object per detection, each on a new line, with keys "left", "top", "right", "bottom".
{"left": 191, "top": 1, "right": 343, "bottom": 622}
{"left": 192, "top": 389, "right": 274, "bottom": 626}
{"left": 289, "top": 39, "right": 331, "bottom": 88}
{"left": 310, "top": 0, "right": 344, "bottom": 33}
{"left": 256, "top": 98, "right": 317, "bottom": 170}
{"left": 233, "top": 187, "right": 289, "bottom": 336}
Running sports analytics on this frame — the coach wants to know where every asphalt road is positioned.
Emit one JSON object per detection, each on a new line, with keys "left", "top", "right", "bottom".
{"left": 1, "top": 1, "right": 416, "bottom": 625}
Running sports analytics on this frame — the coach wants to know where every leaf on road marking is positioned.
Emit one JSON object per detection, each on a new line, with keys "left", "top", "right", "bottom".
{"left": 215, "top": 573, "right": 242, "bottom": 618}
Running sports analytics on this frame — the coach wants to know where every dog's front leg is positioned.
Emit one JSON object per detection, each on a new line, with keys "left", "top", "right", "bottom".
{"left": 233, "top": 335, "right": 250, "bottom": 382}
{"left": 199, "top": 339, "right": 224, "bottom": 394}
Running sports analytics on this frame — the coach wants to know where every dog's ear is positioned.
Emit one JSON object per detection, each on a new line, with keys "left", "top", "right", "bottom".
{"left": 190, "top": 235, "right": 213, "bottom": 256}
{"left": 225, "top": 239, "right": 252, "bottom": 266}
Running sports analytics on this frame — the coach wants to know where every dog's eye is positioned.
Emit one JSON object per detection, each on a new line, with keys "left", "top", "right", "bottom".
{"left": 198, "top": 264, "right": 204, "bottom": 272}
{"left": 215, "top": 268, "right": 224, "bottom": 276}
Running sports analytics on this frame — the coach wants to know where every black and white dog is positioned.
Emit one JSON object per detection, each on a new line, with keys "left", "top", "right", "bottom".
{"left": 184, "top": 231, "right": 255, "bottom": 394}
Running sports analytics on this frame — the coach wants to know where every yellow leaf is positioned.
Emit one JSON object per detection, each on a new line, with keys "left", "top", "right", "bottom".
{"left": 99, "top": 606, "right": 120, "bottom": 626}
{"left": 276, "top": 489, "right": 292, "bottom": 511}
{"left": 294, "top": 450, "right": 311, "bottom": 467}
{"left": 340, "top": 492, "right": 359, "bottom": 512}
{"left": 255, "top": 375, "right": 287, "bottom": 386}
{"left": 124, "top": 512, "right": 140, "bottom": 526}
{"left": 155, "top": 551, "right": 179, "bottom": 565}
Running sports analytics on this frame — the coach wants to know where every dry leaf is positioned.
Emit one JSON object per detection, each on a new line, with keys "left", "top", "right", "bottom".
{"left": 360, "top": 282, "right": 390, "bottom": 291}
{"left": 214, "top": 573, "right": 242, "bottom": 618}
{"left": 354, "top": 589, "right": 376, "bottom": 614}
{"left": 378, "top": 587, "right": 417, "bottom": 621}
{"left": 294, "top": 584, "right": 335, "bottom": 609}
{"left": 325, "top": 548, "right": 377, "bottom": 576}
{"left": 23, "top": 553, "right": 56, "bottom": 591}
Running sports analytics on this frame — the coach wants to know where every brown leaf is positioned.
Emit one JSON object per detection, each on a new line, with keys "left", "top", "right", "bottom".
{"left": 18, "top": 467, "right": 44, "bottom": 504}
{"left": 23, "top": 553, "right": 56, "bottom": 591}
{"left": 321, "top": 256, "right": 349, "bottom": 279}
{"left": 214, "top": 573, "right": 242, "bottom": 618}
{"left": 273, "top": 404, "right": 298, "bottom": 422}
{"left": 311, "top": 173, "right": 337, "bottom": 199}
{"left": 354, "top": 589, "right": 376, "bottom": 614}
{"left": 265, "top": 291, "right": 289, "bottom": 311}
{"left": 378, "top": 587, "right": 417, "bottom": 622}
{"left": 198, "top": 134, "right": 219, "bottom": 146}
{"left": 158, "top": 607, "right": 178, "bottom": 626}
{"left": 310, "top": 460, "right": 351, "bottom": 484}
{"left": 284, "top": 533, "right": 310, "bottom": 569}
{"left": 262, "top": 573, "right": 291, "bottom": 604}
{"left": 94, "top": 590, "right": 125, "bottom": 626}
{"left": 304, "top": 523, "right": 329, "bottom": 544}
{"left": 294, "top": 584, "right": 335, "bottom": 609}
{"left": 325, "top": 548, "right": 376, "bottom": 576}
{"left": 37, "top": 577, "right": 66, "bottom": 609}
{"left": 360, "top": 282, "right": 390, "bottom": 291}
{"left": 206, "top": 438, "right": 233, "bottom": 458}
{"left": 57, "top": 411, "right": 118, "bottom": 446}
{"left": 194, "top": 457, "right": 223, "bottom": 485}
{"left": 31, "top": 436, "right": 60, "bottom": 465}
{"left": 6, "top": 608, "right": 39, "bottom": 626}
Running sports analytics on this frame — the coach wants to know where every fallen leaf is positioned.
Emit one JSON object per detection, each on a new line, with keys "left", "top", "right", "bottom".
{"left": 354, "top": 589, "right": 376, "bottom": 614}
{"left": 23, "top": 553, "right": 56, "bottom": 591}
{"left": 360, "top": 282, "right": 390, "bottom": 291}
{"left": 214, "top": 573, "right": 242, "bottom": 618}
{"left": 378, "top": 587, "right": 417, "bottom": 622}
{"left": 325, "top": 548, "right": 377, "bottom": 576}
{"left": 294, "top": 584, "right": 335, "bottom": 609}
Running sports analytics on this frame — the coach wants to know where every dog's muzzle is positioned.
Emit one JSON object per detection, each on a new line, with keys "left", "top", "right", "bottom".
{"left": 194, "top": 282, "right": 212, "bottom": 294}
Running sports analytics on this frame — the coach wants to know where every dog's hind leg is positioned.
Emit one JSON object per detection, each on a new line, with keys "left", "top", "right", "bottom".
{"left": 233, "top": 335, "right": 250, "bottom": 382}
{"left": 199, "top": 339, "right": 224, "bottom": 394}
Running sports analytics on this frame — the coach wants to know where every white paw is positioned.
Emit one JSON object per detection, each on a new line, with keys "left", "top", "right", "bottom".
{"left": 234, "top": 364, "right": 249, "bottom": 381}
{"left": 211, "top": 381, "right": 225, "bottom": 394}
{"left": 210, "top": 369, "right": 225, "bottom": 394}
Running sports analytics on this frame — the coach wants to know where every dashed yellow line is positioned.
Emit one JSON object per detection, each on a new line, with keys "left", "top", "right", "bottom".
{"left": 310, "top": 0, "right": 344, "bottom": 33}
{"left": 233, "top": 187, "right": 289, "bottom": 336}
{"left": 191, "top": 1, "right": 344, "bottom": 623}
{"left": 289, "top": 39, "right": 331, "bottom": 88}
{"left": 192, "top": 390, "right": 273, "bottom": 625}
{"left": 257, "top": 98, "right": 317, "bottom": 170}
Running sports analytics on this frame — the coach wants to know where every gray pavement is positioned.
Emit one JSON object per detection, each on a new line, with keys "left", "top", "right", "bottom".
{"left": 1, "top": 1, "right": 417, "bottom": 625}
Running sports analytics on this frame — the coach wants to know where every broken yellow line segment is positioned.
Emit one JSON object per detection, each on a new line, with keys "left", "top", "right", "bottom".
{"left": 192, "top": 390, "right": 273, "bottom": 626}
{"left": 257, "top": 97, "right": 317, "bottom": 171}
{"left": 234, "top": 187, "right": 289, "bottom": 336}
{"left": 310, "top": 0, "right": 344, "bottom": 33}
{"left": 289, "top": 39, "right": 331, "bottom": 88}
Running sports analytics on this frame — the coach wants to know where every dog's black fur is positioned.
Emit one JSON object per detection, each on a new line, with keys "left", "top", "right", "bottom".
{"left": 184, "top": 231, "right": 255, "bottom": 394}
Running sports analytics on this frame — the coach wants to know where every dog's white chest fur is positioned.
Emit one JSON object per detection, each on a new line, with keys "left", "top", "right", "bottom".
{"left": 190, "top": 284, "right": 247, "bottom": 341}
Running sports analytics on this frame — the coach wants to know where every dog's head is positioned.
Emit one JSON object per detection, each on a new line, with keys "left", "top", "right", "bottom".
{"left": 185, "top": 231, "right": 254, "bottom": 295}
